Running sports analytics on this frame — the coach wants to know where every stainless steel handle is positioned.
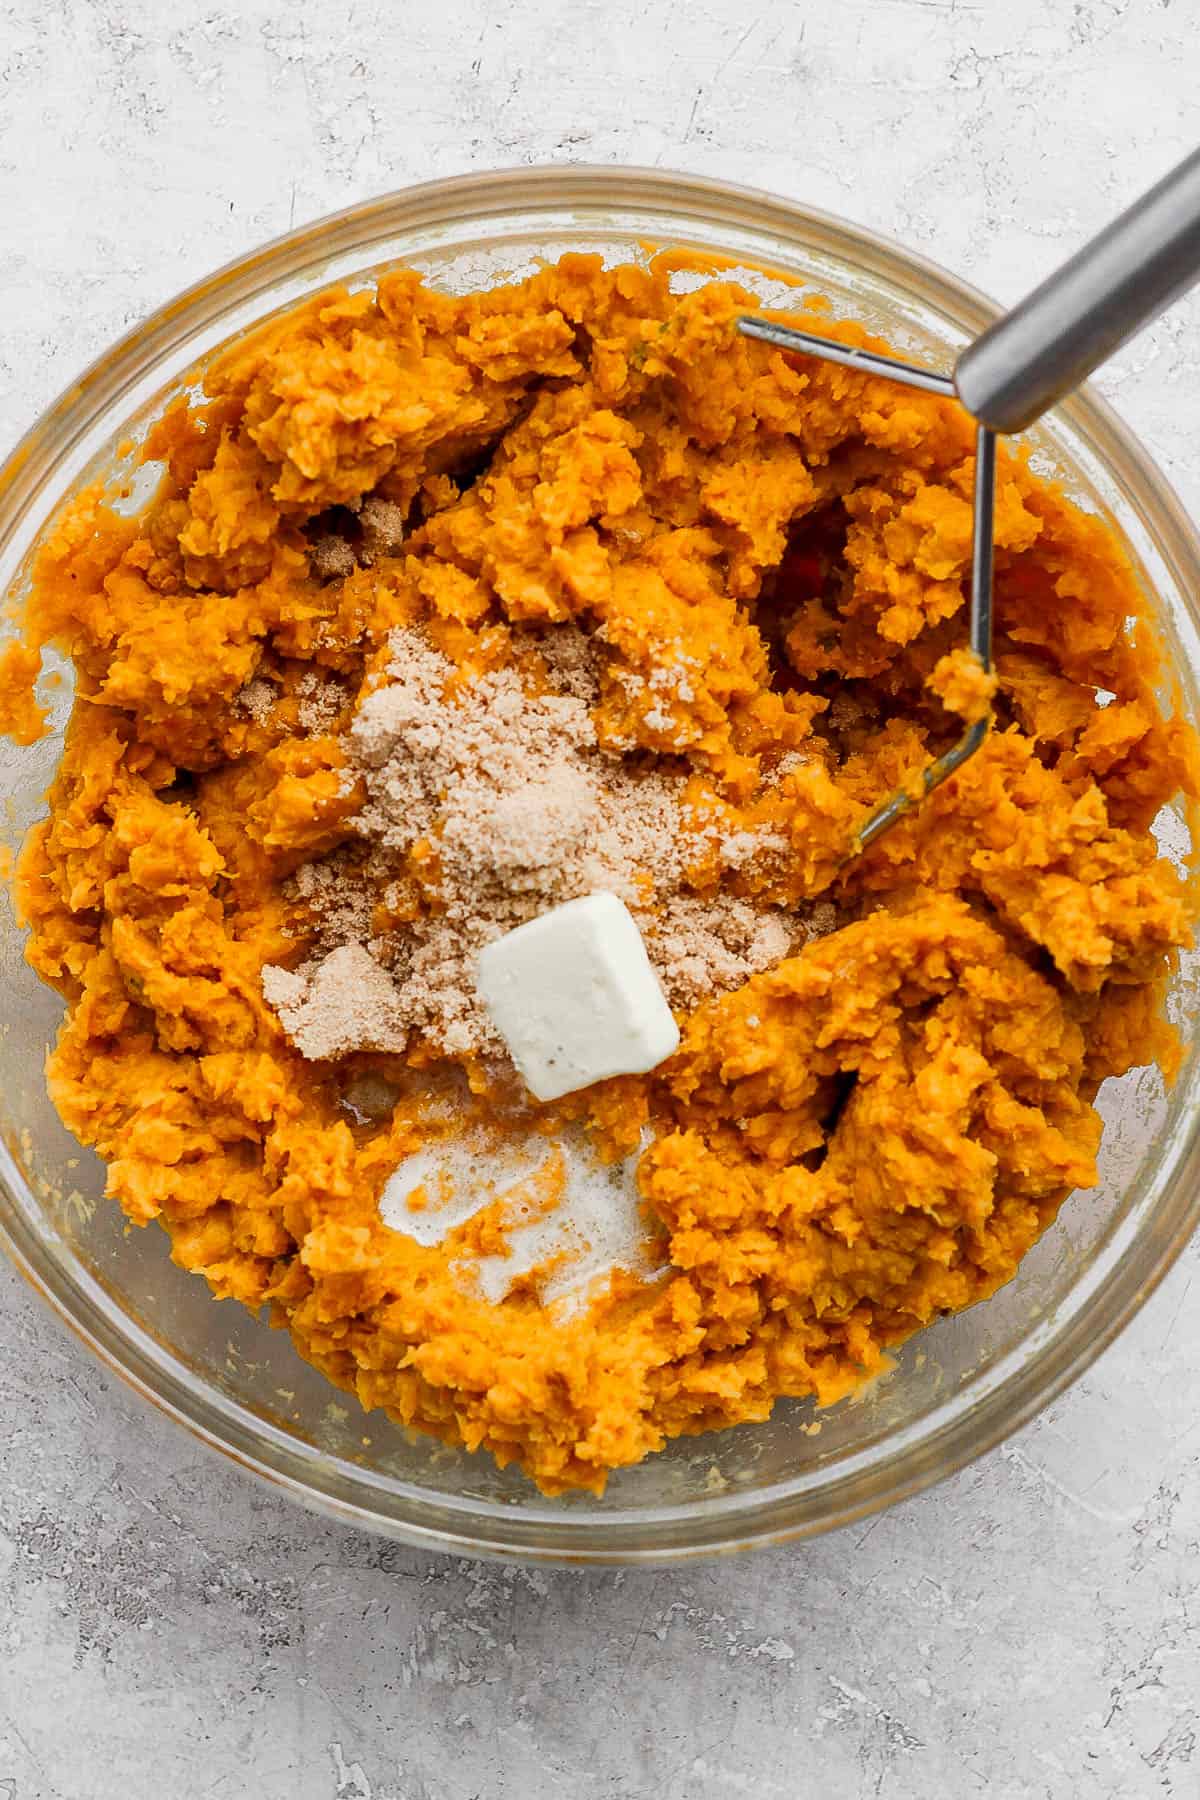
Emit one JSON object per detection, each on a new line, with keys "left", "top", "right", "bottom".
{"left": 955, "top": 146, "right": 1200, "bottom": 433}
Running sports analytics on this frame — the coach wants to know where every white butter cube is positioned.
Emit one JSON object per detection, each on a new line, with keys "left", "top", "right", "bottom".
{"left": 475, "top": 892, "right": 680, "bottom": 1101}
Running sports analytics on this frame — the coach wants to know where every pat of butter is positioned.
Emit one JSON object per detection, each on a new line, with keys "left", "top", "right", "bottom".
{"left": 475, "top": 892, "right": 680, "bottom": 1101}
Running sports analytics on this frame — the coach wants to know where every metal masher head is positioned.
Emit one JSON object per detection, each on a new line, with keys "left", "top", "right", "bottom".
{"left": 736, "top": 143, "right": 1200, "bottom": 854}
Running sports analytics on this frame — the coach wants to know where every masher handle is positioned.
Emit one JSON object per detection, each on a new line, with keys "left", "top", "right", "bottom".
{"left": 955, "top": 146, "right": 1200, "bottom": 433}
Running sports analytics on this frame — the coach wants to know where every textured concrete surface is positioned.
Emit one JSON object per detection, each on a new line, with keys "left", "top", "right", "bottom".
{"left": 2, "top": 1, "right": 1199, "bottom": 1796}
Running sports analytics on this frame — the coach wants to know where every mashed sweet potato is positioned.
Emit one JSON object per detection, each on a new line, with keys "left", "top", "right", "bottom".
{"left": 4, "top": 253, "right": 1197, "bottom": 1494}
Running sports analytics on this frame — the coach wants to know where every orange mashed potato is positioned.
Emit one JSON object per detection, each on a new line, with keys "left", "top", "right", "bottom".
{"left": 4, "top": 254, "right": 1198, "bottom": 1494}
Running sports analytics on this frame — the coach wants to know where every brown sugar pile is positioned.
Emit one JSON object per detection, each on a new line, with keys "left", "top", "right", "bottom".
{"left": 262, "top": 621, "right": 805, "bottom": 1061}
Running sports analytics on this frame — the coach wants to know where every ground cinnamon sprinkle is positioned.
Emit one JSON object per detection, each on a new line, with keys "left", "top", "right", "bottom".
{"left": 263, "top": 621, "right": 807, "bottom": 1062}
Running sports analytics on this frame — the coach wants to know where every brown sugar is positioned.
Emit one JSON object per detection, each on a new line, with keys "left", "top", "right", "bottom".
{"left": 235, "top": 677, "right": 276, "bottom": 726}
{"left": 640, "top": 896, "right": 794, "bottom": 1010}
{"left": 262, "top": 943, "right": 407, "bottom": 1061}
{"left": 304, "top": 498, "right": 406, "bottom": 590}
{"left": 296, "top": 670, "right": 348, "bottom": 734}
{"left": 358, "top": 496, "right": 407, "bottom": 563}
{"left": 308, "top": 534, "right": 357, "bottom": 582}
{"left": 264, "top": 621, "right": 805, "bottom": 1061}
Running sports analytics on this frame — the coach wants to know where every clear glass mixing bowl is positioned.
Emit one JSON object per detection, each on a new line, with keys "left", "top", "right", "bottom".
{"left": 2, "top": 167, "right": 1198, "bottom": 1563}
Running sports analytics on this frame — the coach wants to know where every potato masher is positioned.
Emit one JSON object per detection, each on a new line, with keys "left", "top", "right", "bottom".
{"left": 739, "top": 146, "right": 1200, "bottom": 850}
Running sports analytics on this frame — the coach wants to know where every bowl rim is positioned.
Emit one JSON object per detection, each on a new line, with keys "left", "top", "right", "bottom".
{"left": 3, "top": 160, "right": 1199, "bottom": 1564}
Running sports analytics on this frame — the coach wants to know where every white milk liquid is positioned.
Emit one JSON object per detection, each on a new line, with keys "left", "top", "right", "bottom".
{"left": 377, "top": 1119, "right": 661, "bottom": 1320}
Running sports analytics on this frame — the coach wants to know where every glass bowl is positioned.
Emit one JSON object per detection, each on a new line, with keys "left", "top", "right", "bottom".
{"left": 2, "top": 166, "right": 1198, "bottom": 1564}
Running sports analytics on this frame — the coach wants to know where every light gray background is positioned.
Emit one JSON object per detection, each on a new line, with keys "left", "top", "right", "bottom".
{"left": 1, "top": 2, "right": 1198, "bottom": 1796}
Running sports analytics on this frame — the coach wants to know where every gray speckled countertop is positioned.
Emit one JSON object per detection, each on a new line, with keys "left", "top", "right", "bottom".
{"left": 2, "top": 2, "right": 1199, "bottom": 1795}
